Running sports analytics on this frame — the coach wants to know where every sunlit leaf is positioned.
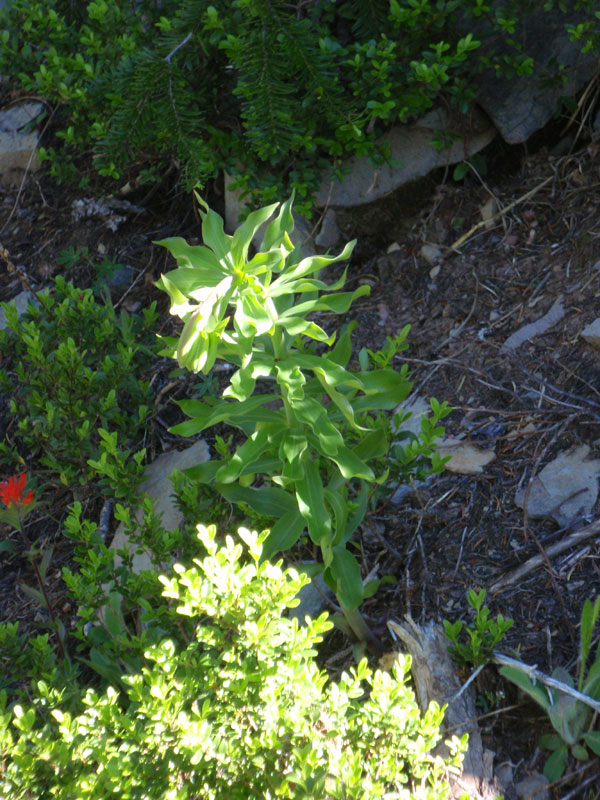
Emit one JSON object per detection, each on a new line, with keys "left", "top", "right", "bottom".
{"left": 196, "top": 194, "right": 233, "bottom": 266}
{"left": 295, "top": 458, "right": 331, "bottom": 543}
{"left": 260, "top": 194, "right": 295, "bottom": 252}
{"left": 155, "top": 237, "right": 223, "bottom": 276}
{"left": 231, "top": 203, "right": 278, "bottom": 265}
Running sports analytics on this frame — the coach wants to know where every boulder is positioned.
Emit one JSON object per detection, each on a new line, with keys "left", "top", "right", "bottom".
{"left": 469, "top": 1, "right": 598, "bottom": 144}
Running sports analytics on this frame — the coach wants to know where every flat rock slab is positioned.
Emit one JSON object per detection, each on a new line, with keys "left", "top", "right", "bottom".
{"left": 109, "top": 439, "right": 210, "bottom": 576}
{"left": 315, "top": 107, "right": 494, "bottom": 208}
{"left": 437, "top": 439, "right": 496, "bottom": 475}
{"left": 581, "top": 317, "right": 600, "bottom": 348}
{"left": 515, "top": 445, "right": 600, "bottom": 527}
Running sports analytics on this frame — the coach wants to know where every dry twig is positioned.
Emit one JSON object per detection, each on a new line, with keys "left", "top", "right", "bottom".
{"left": 449, "top": 176, "right": 553, "bottom": 251}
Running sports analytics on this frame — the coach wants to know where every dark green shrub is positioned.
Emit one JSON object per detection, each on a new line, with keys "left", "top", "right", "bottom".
{"left": 2, "top": 1, "right": 598, "bottom": 212}
{"left": 0, "top": 276, "right": 158, "bottom": 488}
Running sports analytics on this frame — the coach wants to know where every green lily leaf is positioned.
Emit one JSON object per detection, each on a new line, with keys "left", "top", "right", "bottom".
{"left": 196, "top": 194, "right": 233, "bottom": 267}
{"left": 237, "top": 294, "right": 274, "bottom": 336}
{"left": 580, "top": 596, "right": 600, "bottom": 689}
{"left": 500, "top": 666, "right": 553, "bottom": 713}
{"left": 173, "top": 394, "right": 279, "bottom": 436}
{"left": 313, "top": 371, "right": 358, "bottom": 430}
{"left": 155, "top": 272, "right": 196, "bottom": 318}
{"left": 360, "top": 369, "right": 413, "bottom": 395}
{"left": 245, "top": 249, "right": 285, "bottom": 277}
{"left": 324, "top": 487, "right": 348, "bottom": 545}
{"left": 155, "top": 237, "right": 223, "bottom": 276}
{"left": 352, "top": 385, "right": 412, "bottom": 412}
{"left": 226, "top": 358, "right": 258, "bottom": 402}
{"left": 582, "top": 661, "right": 600, "bottom": 700}
{"left": 270, "top": 240, "right": 355, "bottom": 289}
{"left": 583, "top": 730, "right": 600, "bottom": 755}
{"left": 279, "top": 317, "right": 333, "bottom": 343}
{"left": 295, "top": 457, "right": 331, "bottom": 543}
{"left": 216, "top": 426, "right": 283, "bottom": 484}
{"left": 268, "top": 264, "right": 352, "bottom": 298}
{"left": 293, "top": 397, "right": 343, "bottom": 456}
{"left": 279, "top": 432, "right": 308, "bottom": 483}
{"left": 192, "top": 275, "right": 235, "bottom": 333}
{"left": 352, "top": 427, "right": 389, "bottom": 462}
{"left": 182, "top": 460, "right": 221, "bottom": 483}
{"left": 543, "top": 745, "right": 568, "bottom": 782}
{"left": 292, "top": 353, "right": 364, "bottom": 392}
{"left": 330, "top": 322, "right": 357, "bottom": 367}
{"left": 284, "top": 286, "right": 370, "bottom": 318}
{"left": 280, "top": 432, "right": 308, "bottom": 463}
{"left": 328, "top": 445, "right": 374, "bottom": 481}
{"left": 216, "top": 482, "right": 296, "bottom": 517}
{"left": 261, "top": 510, "right": 306, "bottom": 561}
{"left": 342, "top": 482, "right": 368, "bottom": 545}
{"left": 329, "top": 546, "right": 364, "bottom": 610}
{"left": 260, "top": 194, "right": 295, "bottom": 252}
{"left": 275, "top": 364, "right": 306, "bottom": 401}
{"left": 231, "top": 203, "right": 279, "bottom": 265}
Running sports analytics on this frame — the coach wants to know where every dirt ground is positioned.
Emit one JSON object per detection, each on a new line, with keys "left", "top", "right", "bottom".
{"left": 2, "top": 122, "right": 600, "bottom": 798}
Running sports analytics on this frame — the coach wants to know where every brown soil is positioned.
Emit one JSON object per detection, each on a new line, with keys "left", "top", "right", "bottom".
{"left": 2, "top": 125, "right": 600, "bottom": 798}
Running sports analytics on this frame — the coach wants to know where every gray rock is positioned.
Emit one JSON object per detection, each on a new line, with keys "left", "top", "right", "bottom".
{"left": 0, "top": 290, "right": 36, "bottom": 330}
{"left": 469, "top": 2, "right": 597, "bottom": 144}
{"left": 515, "top": 773, "right": 550, "bottom": 800}
{"left": 315, "top": 107, "right": 494, "bottom": 208}
{"left": 288, "top": 566, "right": 335, "bottom": 623}
{"left": 515, "top": 445, "right": 600, "bottom": 527}
{"left": 581, "top": 317, "right": 600, "bottom": 348}
{"left": 107, "top": 439, "right": 210, "bottom": 579}
{"left": 0, "top": 101, "right": 43, "bottom": 178}
{"left": 420, "top": 244, "right": 443, "bottom": 266}
{"left": 315, "top": 208, "right": 340, "bottom": 250}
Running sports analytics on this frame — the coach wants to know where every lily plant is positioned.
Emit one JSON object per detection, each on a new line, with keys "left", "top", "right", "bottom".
{"left": 156, "top": 194, "right": 447, "bottom": 644}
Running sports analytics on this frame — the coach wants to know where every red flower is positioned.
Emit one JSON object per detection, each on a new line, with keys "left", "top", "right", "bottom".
{"left": 0, "top": 474, "right": 34, "bottom": 508}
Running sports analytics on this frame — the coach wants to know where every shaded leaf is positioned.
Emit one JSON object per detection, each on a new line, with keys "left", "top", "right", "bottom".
{"left": 261, "top": 510, "right": 306, "bottom": 561}
{"left": 329, "top": 546, "right": 364, "bottom": 610}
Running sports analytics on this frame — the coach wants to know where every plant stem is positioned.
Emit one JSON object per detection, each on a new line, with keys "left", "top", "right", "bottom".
{"left": 18, "top": 516, "right": 67, "bottom": 660}
{"left": 339, "top": 601, "right": 383, "bottom": 654}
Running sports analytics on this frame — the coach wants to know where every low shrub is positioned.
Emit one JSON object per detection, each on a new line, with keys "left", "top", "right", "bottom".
{"left": 1, "top": 524, "right": 467, "bottom": 799}
{"left": 0, "top": 276, "right": 158, "bottom": 489}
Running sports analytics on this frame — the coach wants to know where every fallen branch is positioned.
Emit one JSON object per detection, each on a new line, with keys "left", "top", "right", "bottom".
{"left": 490, "top": 516, "right": 600, "bottom": 594}
{"left": 494, "top": 652, "right": 600, "bottom": 715}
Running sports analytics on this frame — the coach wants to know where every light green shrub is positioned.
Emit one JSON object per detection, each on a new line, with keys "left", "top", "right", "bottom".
{"left": 1, "top": 524, "right": 466, "bottom": 799}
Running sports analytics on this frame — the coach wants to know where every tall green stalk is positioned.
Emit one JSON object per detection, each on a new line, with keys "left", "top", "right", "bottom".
{"left": 156, "top": 192, "right": 446, "bottom": 644}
